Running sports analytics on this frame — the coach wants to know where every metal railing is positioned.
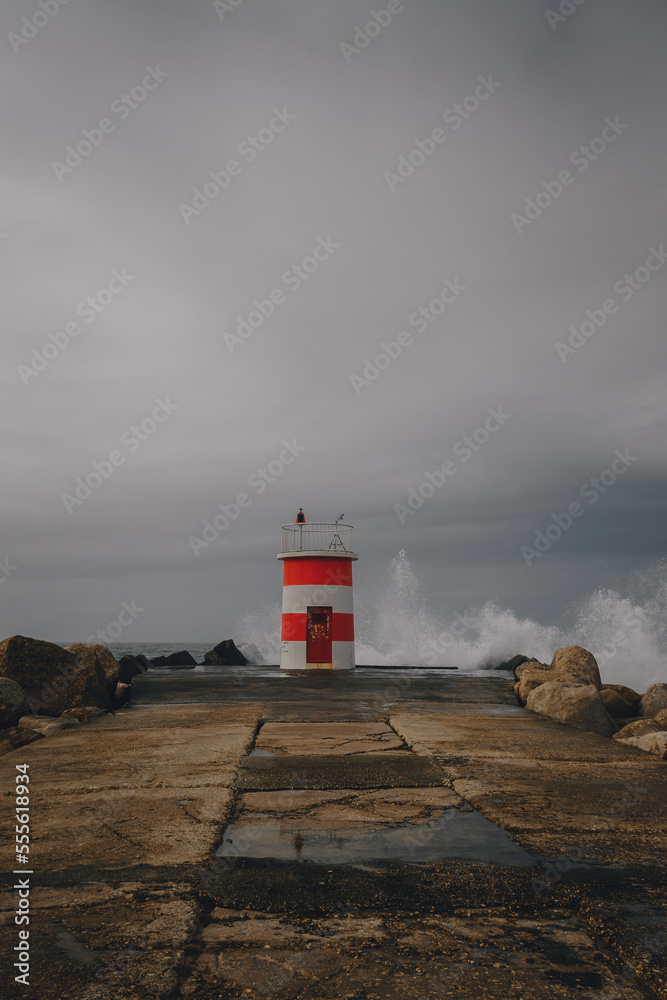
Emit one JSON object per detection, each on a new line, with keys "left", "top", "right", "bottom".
{"left": 281, "top": 522, "right": 354, "bottom": 553}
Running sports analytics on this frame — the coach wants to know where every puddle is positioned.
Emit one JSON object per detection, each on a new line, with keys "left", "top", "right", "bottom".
{"left": 216, "top": 806, "right": 535, "bottom": 867}
{"left": 249, "top": 750, "right": 276, "bottom": 758}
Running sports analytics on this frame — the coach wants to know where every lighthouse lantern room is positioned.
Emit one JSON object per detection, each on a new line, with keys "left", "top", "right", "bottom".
{"left": 278, "top": 512, "right": 357, "bottom": 671}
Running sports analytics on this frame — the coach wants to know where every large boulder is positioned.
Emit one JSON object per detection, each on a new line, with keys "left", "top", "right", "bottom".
{"left": 550, "top": 646, "right": 602, "bottom": 688}
{"left": 613, "top": 719, "right": 661, "bottom": 739}
{"left": 513, "top": 649, "right": 601, "bottom": 706}
{"left": 204, "top": 639, "right": 248, "bottom": 667}
{"left": 514, "top": 667, "right": 552, "bottom": 704}
{"left": 526, "top": 681, "right": 617, "bottom": 737}
{"left": 639, "top": 683, "right": 667, "bottom": 718}
{"left": 615, "top": 732, "right": 667, "bottom": 760}
{"left": 66, "top": 644, "right": 119, "bottom": 699}
{"left": 515, "top": 658, "right": 549, "bottom": 677}
{"left": 150, "top": 650, "right": 197, "bottom": 668}
{"left": 600, "top": 684, "right": 641, "bottom": 718}
{"left": 0, "top": 677, "right": 26, "bottom": 728}
{"left": 0, "top": 636, "right": 121, "bottom": 717}
{"left": 0, "top": 635, "right": 76, "bottom": 716}
{"left": 118, "top": 655, "right": 150, "bottom": 684}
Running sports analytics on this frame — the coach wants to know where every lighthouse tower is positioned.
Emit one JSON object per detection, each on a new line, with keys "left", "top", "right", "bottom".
{"left": 278, "top": 512, "right": 357, "bottom": 671}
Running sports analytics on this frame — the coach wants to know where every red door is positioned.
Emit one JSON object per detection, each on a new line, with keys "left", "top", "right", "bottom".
{"left": 306, "top": 606, "right": 332, "bottom": 664}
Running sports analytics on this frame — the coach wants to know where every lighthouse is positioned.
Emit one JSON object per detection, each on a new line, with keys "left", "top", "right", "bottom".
{"left": 278, "top": 512, "right": 357, "bottom": 671}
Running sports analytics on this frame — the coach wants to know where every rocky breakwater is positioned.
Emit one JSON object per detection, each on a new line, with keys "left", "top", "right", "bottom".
{"left": 0, "top": 635, "right": 140, "bottom": 757}
{"left": 512, "top": 645, "right": 667, "bottom": 758}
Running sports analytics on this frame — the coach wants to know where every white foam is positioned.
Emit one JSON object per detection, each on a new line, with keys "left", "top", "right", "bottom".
{"left": 234, "top": 551, "right": 667, "bottom": 688}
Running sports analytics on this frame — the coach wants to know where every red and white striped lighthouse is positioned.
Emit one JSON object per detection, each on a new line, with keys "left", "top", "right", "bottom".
{"left": 278, "top": 513, "right": 357, "bottom": 671}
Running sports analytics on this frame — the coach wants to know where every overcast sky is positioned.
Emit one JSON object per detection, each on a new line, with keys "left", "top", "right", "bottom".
{"left": 2, "top": 0, "right": 666, "bottom": 660}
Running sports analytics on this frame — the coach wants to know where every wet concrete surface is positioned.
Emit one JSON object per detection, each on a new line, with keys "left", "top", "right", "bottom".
{"left": 0, "top": 666, "right": 665, "bottom": 998}
{"left": 217, "top": 805, "right": 536, "bottom": 866}
{"left": 236, "top": 751, "right": 448, "bottom": 790}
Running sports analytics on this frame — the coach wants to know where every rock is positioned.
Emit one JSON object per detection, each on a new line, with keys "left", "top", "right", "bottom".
{"left": 118, "top": 655, "right": 149, "bottom": 683}
{"left": 600, "top": 684, "right": 641, "bottom": 718}
{"left": 0, "top": 677, "right": 26, "bottom": 728}
{"left": 204, "top": 639, "right": 248, "bottom": 667}
{"left": 60, "top": 706, "right": 104, "bottom": 722}
{"left": 550, "top": 646, "right": 602, "bottom": 689}
{"left": 639, "top": 683, "right": 667, "bottom": 718}
{"left": 150, "top": 650, "right": 197, "bottom": 668}
{"left": 18, "top": 716, "right": 79, "bottom": 735}
{"left": 654, "top": 708, "right": 667, "bottom": 729}
{"left": 516, "top": 647, "right": 602, "bottom": 706}
{"left": 613, "top": 719, "right": 661, "bottom": 739}
{"left": 515, "top": 668, "right": 553, "bottom": 704}
{"left": 114, "top": 681, "right": 131, "bottom": 707}
{"left": 0, "top": 727, "right": 44, "bottom": 758}
{"left": 168, "top": 650, "right": 196, "bottom": 666}
{"left": 66, "top": 644, "right": 120, "bottom": 699}
{"left": 493, "top": 654, "right": 530, "bottom": 672}
{"left": 0, "top": 635, "right": 77, "bottom": 716}
{"left": 615, "top": 732, "right": 667, "bottom": 759}
{"left": 514, "top": 658, "right": 549, "bottom": 677}
{"left": 526, "top": 681, "right": 617, "bottom": 737}
{"left": 0, "top": 635, "right": 112, "bottom": 717}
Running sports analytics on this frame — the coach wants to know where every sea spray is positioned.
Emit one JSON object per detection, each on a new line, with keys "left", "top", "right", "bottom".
{"left": 232, "top": 551, "right": 667, "bottom": 688}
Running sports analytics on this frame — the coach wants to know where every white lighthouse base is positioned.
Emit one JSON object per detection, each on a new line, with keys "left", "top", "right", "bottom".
{"left": 280, "top": 641, "right": 356, "bottom": 672}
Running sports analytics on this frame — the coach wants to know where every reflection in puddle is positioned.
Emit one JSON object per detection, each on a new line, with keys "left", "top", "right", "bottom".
{"left": 248, "top": 750, "right": 276, "bottom": 757}
{"left": 216, "top": 807, "right": 535, "bottom": 867}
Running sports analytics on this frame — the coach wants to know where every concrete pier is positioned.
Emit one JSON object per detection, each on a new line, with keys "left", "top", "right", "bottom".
{"left": 1, "top": 667, "right": 666, "bottom": 998}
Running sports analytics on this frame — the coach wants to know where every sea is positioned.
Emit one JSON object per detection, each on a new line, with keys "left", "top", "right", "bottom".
{"left": 65, "top": 552, "right": 667, "bottom": 689}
